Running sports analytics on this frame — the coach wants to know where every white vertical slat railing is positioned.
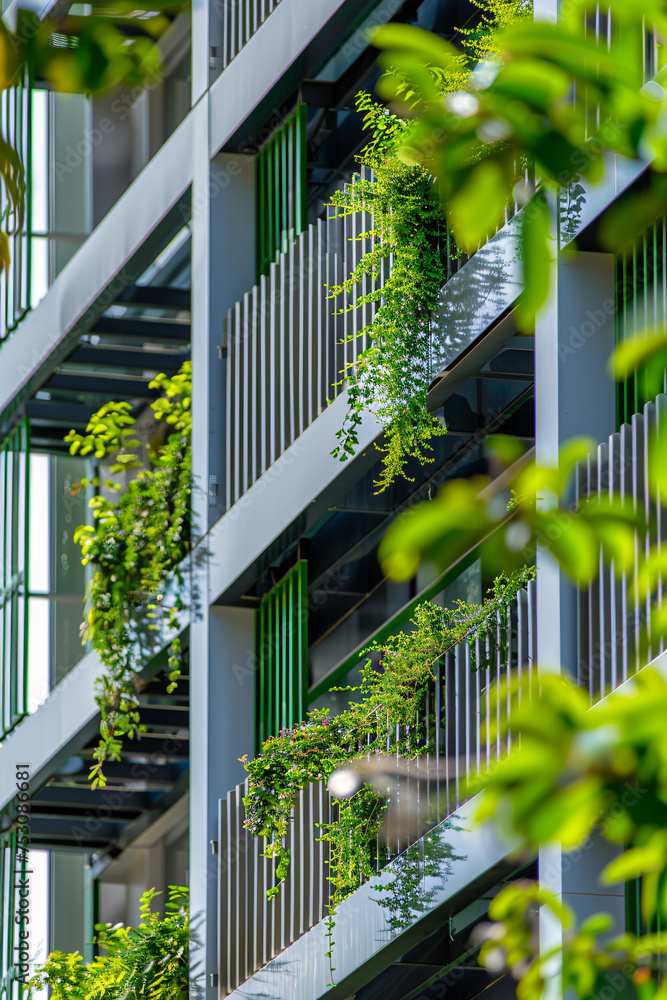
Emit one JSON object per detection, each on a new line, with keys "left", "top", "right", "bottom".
{"left": 576, "top": 394, "right": 667, "bottom": 701}
{"left": 221, "top": 0, "right": 282, "bottom": 69}
{"left": 223, "top": 175, "right": 377, "bottom": 509}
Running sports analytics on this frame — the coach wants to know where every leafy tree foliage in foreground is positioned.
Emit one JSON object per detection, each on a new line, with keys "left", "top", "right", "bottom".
{"left": 471, "top": 669, "right": 667, "bottom": 1000}
{"left": 24, "top": 887, "right": 189, "bottom": 1000}
{"left": 371, "top": 0, "right": 667, "bottom": 326}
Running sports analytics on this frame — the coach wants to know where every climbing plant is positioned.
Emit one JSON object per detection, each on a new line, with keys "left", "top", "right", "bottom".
{"left": 328, "top": 0, "right": 532, "bottom": 492}
{"left": 24, "top": 886, "right": 189, "bottom": 1000}
{"left": 65, "top": 361, "right": 191, "bottom": 789}
{"left": 241, "top": 563, "right": 535, "bottom": 976}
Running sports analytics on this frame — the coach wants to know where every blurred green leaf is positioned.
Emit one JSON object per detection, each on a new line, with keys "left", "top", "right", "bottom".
{"left": 579, "top": 914, "right": 615, "bottom": 936}
{"left": 610, "top": 330, "right": 667, "bottom": 391}
{"left": 515, "top": 192, "right": 553, "bottom": 332}
{"left": 372, "top": 22, "right": 458, "bottom": 69}
{"left": 601, "top": 834, "right": 667, "bottom": 885}
{"left": 450, "top": 158, "right": 508, "bottom": 254}
{"left": 379, "top": 475, "right": 495, "bottom": 581}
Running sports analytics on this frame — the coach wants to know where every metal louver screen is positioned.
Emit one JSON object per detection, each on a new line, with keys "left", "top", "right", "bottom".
{"left": 221, "top": 0, "right": 283, "bottom": 69}
{"left": 256, "top": 560, "right": 308, "bottom": 750}
{"left": 0, "top": 421, "right": 29, "bottom": 739}
{"left": 576, "top": 393, "right": 667, "bottom": 700}
{"left": 255, "top": 104, "right": 306, "bottom": 282}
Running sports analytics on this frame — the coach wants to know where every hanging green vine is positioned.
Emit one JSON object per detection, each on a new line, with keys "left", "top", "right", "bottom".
{"left": 241, "top": 563, "right": 535, "bottom": 973}
{"left": 65, "top": 361, "right": 192, "bottom": 789}
{"left": 328, "top": 93, "right": 449, "bottom": 493}
{"left": 329, "top": 0, "right": 532, "bottom": 492}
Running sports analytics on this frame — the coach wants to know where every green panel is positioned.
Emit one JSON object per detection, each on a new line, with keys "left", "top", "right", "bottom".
{"left": 625, "top": 876, "right": 662, "bottom": 934}
{"left": 255, "top": 560, "right": 308, "bottom": 750}
{"left": 615, "top": 216, "right": 667, "bottom": 428}
{"left": 0, "top": 422, "right": 29, "bottom": 739}
{"left": 83, "top": 870, "right": 100, "bottom": 963}
{"left": 625, "top": 878, "right": 642, "bottom": 936}
{"left": 255, "top": 104, "right": 308, "bottom": 282}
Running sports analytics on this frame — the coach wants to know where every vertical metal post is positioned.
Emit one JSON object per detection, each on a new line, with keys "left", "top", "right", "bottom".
{"left": 191, "top": 0, "right": 209, "bottom": 103}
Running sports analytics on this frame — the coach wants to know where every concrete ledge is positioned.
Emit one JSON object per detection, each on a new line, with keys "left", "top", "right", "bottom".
{"left": 568, "top": 153, "right": 649, "bottom": 247}
{"left": 0, "top": 651, "right": 102, "bottom": 813}
{"left": 203, "top": 392, "right": 382, "bottom": 605}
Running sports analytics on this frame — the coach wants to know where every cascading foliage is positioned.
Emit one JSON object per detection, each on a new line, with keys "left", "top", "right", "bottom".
{"left": 328, "top": 93, "right": 449, "bottom": 493}
{"left": 65, "top": 361, "right": 192, "bottom": 789}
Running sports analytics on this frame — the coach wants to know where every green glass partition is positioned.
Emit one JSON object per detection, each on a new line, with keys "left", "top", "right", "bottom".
{"left": 256, "top": 560, "right": 308, "bottom": 750}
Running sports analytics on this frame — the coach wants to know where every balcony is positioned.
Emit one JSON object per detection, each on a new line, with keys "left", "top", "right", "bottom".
{"left": 217, "top": 579, "right": 537, "bottom": 996}
{"left": 221, "top": 174, "right": 486, "bottom": 509}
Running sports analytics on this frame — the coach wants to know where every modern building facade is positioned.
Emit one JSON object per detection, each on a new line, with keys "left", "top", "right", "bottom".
{"left": 0, "top": 0, "right": 661, "bottom": 998}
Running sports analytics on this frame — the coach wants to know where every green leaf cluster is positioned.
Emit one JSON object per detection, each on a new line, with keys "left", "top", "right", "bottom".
{"left": 330, "top": 0, "right": 530, "bottom": 490}
{"left": 471, "top": 668, "right": 667, "bottom": 999}
{"left": 477, "top": 881, "right": 667, "bottom": 1000}
{"left": 328, "top": 93, "right": 449, "bottom": 491}
{"left": 65, "top": 400, "right": 143, "bottom": 467}
{"left": 371, "top": 0, "right": 667, "bottom": 326}
{"left": 24, "top": 886, "right": 189, "bottom": 1000}
{"left": 66, "top": 362, "right": 192, "bottom": 789}
{"left": 242, "top": 565, "right": 534, "bottom": 920}
{"left": 379, "top": 436, "right": 641, "bottom": 586}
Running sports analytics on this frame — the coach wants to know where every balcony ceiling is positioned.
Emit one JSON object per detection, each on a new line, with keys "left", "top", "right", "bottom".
{"left": 26, "top": 241, "right": 192, "bottom": 450}
{"left": 26, "top": 666, "right": 190, "bottom": 855}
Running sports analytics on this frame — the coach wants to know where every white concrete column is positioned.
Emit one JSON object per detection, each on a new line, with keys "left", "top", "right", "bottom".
{"left": 534, "top": 249, "right": 617, "bottom": 995}
{"left": 536, "top": 251, "right": 616, "bottom": 675}
{"left": 189, "top": 104, "right": 256, "bottom": 995}
{"left": 188, "top": 606, "right": 255, "bottom": 996}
